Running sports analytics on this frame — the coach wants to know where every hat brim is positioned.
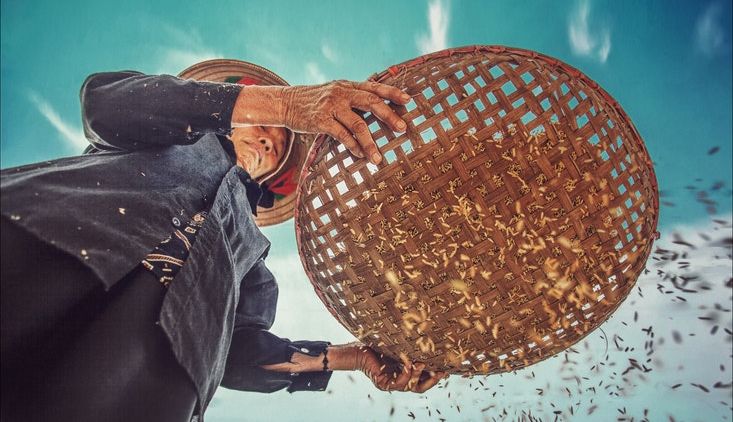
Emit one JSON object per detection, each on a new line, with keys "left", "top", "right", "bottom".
{"left": 178, "top": 59, "right": 312, "bottom": 227}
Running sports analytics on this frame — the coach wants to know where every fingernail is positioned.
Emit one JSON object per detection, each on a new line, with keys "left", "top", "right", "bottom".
{"left": 371, "top": 153, "right": 381, "bottom": 164}
{"left": 397, "top": 121, "right": 407, "bottom": 131}
{"left": 401, "top": 92, "right": 410, "bottom": 101}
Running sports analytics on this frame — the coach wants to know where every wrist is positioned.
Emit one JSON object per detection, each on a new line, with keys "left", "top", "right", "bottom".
{"left": 231, "top": 85, "right": 286, "bottom": 127}
{"left": 261, "top": 343, "right": 365, "bottom": 373}
{"left": 324, "top": 343, "right": 363, "bottom": 371}
{"left": 278, "top": 85, "right": 294, "bottom": 129}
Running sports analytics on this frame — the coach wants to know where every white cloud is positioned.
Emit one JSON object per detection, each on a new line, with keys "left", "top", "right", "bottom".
{"left": 321, "top": 42, "right": 339, "bottom": 63}
{"left": 264, "top": 249, "right": 356, "bottom": 343}
{"left": 568, "top": 0, "right": 612, "bottom": 64}
{"left": 28, "top": 91, "right": 87, "bottom": 151}
{"left": 153, "top": 24, "right": 222, "bottom": 75}
{"left": 695, "top": 2, "right": 730, "bottom": 57}
{"left": 416, "top": 0, "right": 450, "bottom": 55}
{"left": 305, "top": 62, "right": 327, "bottom": 84}
{"left": 596, "top": 31, "right": 611, "bottom": 63}
{"left": 242, "top": 39, "right": 287, "bottom": 76}
{"left": 155, "top": 49, "right": 221, "bottom": 76}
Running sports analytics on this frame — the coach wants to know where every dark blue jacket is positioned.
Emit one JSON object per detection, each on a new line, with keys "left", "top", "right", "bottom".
{"left": 0, "top": 71, "right": 332, "bottom": 421}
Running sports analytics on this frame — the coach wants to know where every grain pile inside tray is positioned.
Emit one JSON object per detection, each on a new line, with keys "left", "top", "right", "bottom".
{"left": 294, "top": 45, "right": 660, "bottom": 375}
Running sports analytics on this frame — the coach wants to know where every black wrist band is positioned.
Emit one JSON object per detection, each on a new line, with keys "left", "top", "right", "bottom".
{"left": 322, "top": 348, "right": 331, "bottom": 372}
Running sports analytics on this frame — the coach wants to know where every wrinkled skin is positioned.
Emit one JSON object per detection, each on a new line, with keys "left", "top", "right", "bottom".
{"left": 231, "top": 79, "right": 411, "bottom": 165}
{"left": 228, "top": 125, "right": 288, "bottom": 179}
{"left": 280, "top": 80, "right": 409, "bottom": 163}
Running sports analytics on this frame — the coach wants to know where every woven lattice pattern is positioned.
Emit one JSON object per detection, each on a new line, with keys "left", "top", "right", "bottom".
{"left": 294, "top": 46, "right": 659, "bottom": 375}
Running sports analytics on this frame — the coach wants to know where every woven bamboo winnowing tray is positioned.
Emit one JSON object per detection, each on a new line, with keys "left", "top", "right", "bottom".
{"left": 294, "top": 45, "right": 659, "bottom": 375}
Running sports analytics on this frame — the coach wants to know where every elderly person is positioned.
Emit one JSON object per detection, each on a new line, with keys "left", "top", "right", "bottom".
{"left": 0, "top": 60, "right": 445, "bottom": 422}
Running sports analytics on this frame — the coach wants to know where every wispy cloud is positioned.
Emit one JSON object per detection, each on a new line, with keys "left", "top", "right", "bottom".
{"left": 568, "top": 0, "right": 612, "bottom": 64}
{"left": 321, "top": 42, "right": 339, "bottom": 63}
{"left": 305, "top": 62, "right": 327, "bottom": 84}
{"left": 156, "top": 49, "right": 221, "bottom": 76}
{"left": 416, "top": 0, "right": 450, "bottom": 55}
{"left": 265, "top": 251, "right": 355, "bottom": 342}
{"left": 244, "top": 39, "right": 286, "bottom": 71}
{"left": 695, "top": 2, "right": 730, "bottom": 57}
{"left": 154, "top": 24, "right": 221, "bottom": 75}
{"left": 28, "top": 91, "right": 87, "bottom": 151}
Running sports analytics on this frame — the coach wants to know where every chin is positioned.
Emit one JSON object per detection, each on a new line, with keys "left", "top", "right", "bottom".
{"left": 237, "top": 158, "right": 253, "bottom": 172}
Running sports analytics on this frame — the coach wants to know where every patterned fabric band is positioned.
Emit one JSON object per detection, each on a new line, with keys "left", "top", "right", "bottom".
{"left": 322, "top": 347, "right": 331, "bottom": 372}
{"left": 141, "top": 211, "right": 208, "bottom": 287}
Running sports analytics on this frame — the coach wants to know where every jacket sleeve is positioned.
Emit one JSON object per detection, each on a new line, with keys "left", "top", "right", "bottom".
{"left": 79, "top": 71, "right": 243, "bottom": 151}
{"left": 220, "top": 328, "right": 333, "bottom": 393}
{"left": 220, "top": 259, "right": 334, "bottom": 393}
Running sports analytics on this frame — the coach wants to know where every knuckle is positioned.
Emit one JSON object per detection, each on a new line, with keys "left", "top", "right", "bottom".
{"left": 334, "top": 80, "right": 355, "bottom": 92}
{"left": 330, "top": 127, "right": 346, "bottom": 141}
{"left": 351, "top": 120, "right": 368, "bottom": 134}
{"left": 316, "top": 115, "right": 331, "bottom": 127}
{"left": 317, "top": 96, "right": 335, "bottom": 112}
{"left": 325, "top": 86, "right": 342, "bottom": 100}
{"left": 338, "top": 131, "right": 353, "bottom": 143}
{"left": 366, "top": 93, "right": 381, "bottom": 104}
{"left": 325, "top": 93, "right": 339, "bottom": 106}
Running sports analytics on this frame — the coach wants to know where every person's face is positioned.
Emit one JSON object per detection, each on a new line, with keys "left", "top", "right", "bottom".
{"left": 229, "top": 126, "right": 288, "bottom": 179}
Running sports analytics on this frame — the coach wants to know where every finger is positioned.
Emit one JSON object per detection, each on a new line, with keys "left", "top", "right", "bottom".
{"left": 326, "top": 119, "right": 365, "bottom": 159}
{"left": 333, "top": 109, "right": 380, "bottom": 164}
{"left": 350, "top": 93, "right": 407, "bottom": 133}
{"left": 372, "top": 372, "right": 390, "bottom": 390}
{"left": 379, "top": 373, "right": 398, "bottom": 391}
{"left": 406, "top": 363, "right": 426, "bottom": 391}
{"left": 390, "top": 363, "right": 414, "bottom": 391}
{"left": 413, "top": 371, "right": 446, "bottom": 393}
{"left": 354, "top": 80, "right": 411, "bottom": 105}
{"left": 369, "top": 366, "right": 389, "bottom": 390}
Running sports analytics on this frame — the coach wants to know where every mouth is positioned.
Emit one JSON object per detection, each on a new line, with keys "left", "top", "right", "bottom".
{"left": 238, "top": 148, "right": 262, "bottom": 169}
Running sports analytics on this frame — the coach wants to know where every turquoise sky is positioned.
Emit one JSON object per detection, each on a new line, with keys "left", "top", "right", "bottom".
{"left": 2, "top": 1, "right": 731, "bottom": 421}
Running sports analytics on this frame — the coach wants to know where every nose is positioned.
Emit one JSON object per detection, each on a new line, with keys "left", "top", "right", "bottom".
{"left": 259, "top": 136, "right": 273, "bottom": 154}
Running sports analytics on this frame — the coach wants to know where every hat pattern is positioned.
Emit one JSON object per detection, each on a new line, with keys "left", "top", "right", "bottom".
{"left": 258, "top": 167, "right": 298, "bottom": 208}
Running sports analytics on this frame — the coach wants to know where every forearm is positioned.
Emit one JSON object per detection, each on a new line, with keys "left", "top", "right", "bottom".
{"left": 260, "top": 342, "right": 361, "bottom": 373}
{"left": 81, "top": 71, "right": 242, "bottom": 151}
{"left": 221, "top": 327, "right": 336, "bottom": 393}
